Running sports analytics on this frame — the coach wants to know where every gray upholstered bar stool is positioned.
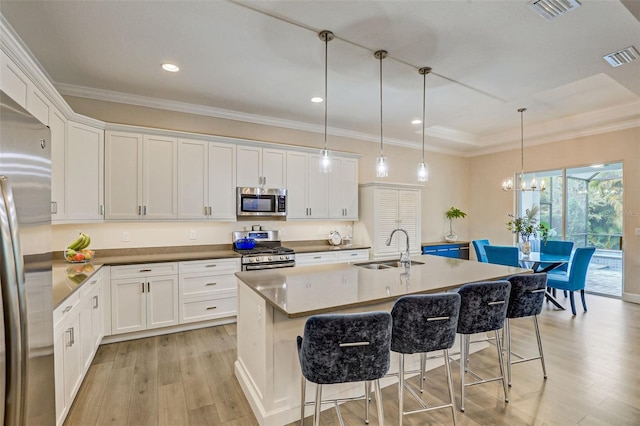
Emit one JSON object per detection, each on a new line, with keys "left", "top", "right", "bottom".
{"left": 456, "top": 280, "right": 511, "bottom": 412}
{"left": 505, "top": 273, "right": 548, "bottom": 387}
{"left": 297, "top": 311, "right": 392, "bottom": 426}
{"left": 390, "top": 293, "right": 461, "bottom": 425}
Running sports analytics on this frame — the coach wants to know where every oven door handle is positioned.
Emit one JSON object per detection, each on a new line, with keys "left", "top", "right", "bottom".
{"left": 244, "top": 262, "right": 295, "bottom": 271}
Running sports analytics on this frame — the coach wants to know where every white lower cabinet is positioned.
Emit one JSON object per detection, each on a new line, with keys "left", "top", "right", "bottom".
{"left": 295, "top": 249, "right": 369, "bottom": 266}
{"left": 178, "top": 258, "right": 240, "bottom": 324}
{"left": 54, "top": 268, "right": 104, "bottom": 426}
{"left": 110, "top": 262, "right": 179, "bottom": 334}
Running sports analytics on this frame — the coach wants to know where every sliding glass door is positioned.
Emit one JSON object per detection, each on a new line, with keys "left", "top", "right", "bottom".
{"left": 517, "top": 163, "right": 623, "bottom": 297}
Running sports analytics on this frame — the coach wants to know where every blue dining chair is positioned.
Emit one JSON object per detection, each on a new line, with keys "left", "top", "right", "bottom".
{"left": 472, "top": 239, "right": 490, "bottom": 263}
{"left": 484, "top": 245, "right": 519, "bottom": 267}
{"left": 546, "top": 247, "right": 595, "bottom": 315}
{"left": 540, "top": 240, "right": 574, "bottom": 273}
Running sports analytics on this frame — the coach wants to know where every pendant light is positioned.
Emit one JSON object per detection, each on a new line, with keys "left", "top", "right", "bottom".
{"left": 375, "top": 50, "right": 388, "bottom": 178}
{"left": 502, "top": 108, "right": 546, "bottom": 192}
{"left": 318, "top": 30, "right": 334, "bottom": 173}
{"left": 417, "top": 67, "right": 431, "bottom": 182}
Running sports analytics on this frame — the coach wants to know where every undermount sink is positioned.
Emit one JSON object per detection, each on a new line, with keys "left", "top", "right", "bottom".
{"left": 354, "top": 260, "right": 424, "bottom": 269}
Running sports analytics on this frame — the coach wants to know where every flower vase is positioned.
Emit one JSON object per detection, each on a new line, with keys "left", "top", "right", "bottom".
{"left": 521, "top": 240, "right": 531, "bottom": 256}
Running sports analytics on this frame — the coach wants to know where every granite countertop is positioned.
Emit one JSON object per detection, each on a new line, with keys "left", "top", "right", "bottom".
{"left": 235, "top": 255, "right": 530, "bottom": 318}
{"left": 51, "top": 242, "right": 370, "bottom": 308}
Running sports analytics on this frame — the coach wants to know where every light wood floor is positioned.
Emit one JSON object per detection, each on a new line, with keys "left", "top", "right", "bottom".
{"left": 66, "top": 295, "right": 640, "bottom": 425}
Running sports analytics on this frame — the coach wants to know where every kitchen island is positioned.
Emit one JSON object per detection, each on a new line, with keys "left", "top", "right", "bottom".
{"left": 234, "top": 255, "right": 529, "bottom": 425}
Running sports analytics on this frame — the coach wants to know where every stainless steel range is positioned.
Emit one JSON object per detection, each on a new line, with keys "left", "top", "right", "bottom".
{"left": 233, "top": 230, "right": 295, "bottom": 271}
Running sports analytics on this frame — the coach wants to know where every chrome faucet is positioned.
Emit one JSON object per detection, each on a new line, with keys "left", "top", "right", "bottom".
{"left": 386, "top": 228, "right": 411, "bottom": 268}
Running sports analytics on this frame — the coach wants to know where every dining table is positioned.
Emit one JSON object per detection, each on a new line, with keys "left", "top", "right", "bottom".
{"left": 520, "top": 251, "right": 571, "bottom": 310}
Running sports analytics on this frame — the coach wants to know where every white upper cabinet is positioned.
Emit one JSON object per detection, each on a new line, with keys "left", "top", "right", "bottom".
{"left": 329, "top": 156, "right": 358, "bottom": 220}
{"left": 177, "top": 138, "right": 236, "bottom": 220}
{"left": 65, "top": 121, "right": 104, "bottom": 221}
{"left": 50, "top": 105, "right": 67, "bottom": 221}
{"left": 105, "top": 131, "right": 178, "bottom": 220}
{"left": 286, "top": 151, "right": 329, "bottom": 219}
{"left": 236, "top": 145, "right": 286, "bottom": 188}
{"left": 1, "top": 49, "right": 29, "bottom": 109}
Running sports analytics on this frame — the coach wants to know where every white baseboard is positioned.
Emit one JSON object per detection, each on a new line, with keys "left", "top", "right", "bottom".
{"left": 100, "top": 316, "right": 236, "bottom": 344}
{"left": 622, "top": 292, "right": 640, "bottom": 304}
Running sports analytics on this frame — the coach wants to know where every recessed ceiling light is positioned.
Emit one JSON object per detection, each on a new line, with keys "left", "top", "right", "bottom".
{"left": 411, "top": 119, "right": 422, "bottom": 125}
{"left": 162, "top": 63, "right": 180, "bottom": 72}
{"left": 311, "top": 97, "right": 323, "bottom": 103}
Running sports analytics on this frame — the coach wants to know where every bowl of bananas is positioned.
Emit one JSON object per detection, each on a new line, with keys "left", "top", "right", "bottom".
{"left": 64, "top": 232, "right": 95, "bottom": 263}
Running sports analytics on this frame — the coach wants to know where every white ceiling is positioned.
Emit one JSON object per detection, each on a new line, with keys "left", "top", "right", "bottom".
{"left": 1, "top": 0, "right": 639, "bottom": 156}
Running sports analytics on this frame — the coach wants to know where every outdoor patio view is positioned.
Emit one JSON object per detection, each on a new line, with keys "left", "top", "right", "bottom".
{"left": 520, "top": 163, "right": 623, "bottom": 297}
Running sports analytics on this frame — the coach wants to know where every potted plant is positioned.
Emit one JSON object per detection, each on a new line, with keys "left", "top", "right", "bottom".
{"left": 445, "top": 206, "right": 467, "bottom": 242}
{"left": 506, "top": 206, "right": 549, "bottom": 255}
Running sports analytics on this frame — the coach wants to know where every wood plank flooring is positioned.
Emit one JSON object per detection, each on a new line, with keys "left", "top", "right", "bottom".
{"left": 66, "top": 295, "right": 640, "bottom": 425}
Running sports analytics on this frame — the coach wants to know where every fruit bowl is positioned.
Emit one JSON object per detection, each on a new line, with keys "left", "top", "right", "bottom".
{"left": 64, "top": 248, "right": 95, "bottom": 263}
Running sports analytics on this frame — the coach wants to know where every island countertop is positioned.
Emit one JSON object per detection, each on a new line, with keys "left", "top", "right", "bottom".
{"left": 235, "top": 254, "right": 530, "bottom": 318}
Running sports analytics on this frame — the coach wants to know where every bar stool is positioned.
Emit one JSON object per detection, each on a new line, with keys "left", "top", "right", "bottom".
{"left": 390, "top": 293, "right": 461, "bottom": 425}
{"left": 505, "top": 273, "right": 548, "bottom": 387}
{"left": 297, "top": 311, "right": 392, "bottom": 426}
{"left": 456, "top": 280, "right": 511, "bottom": 412}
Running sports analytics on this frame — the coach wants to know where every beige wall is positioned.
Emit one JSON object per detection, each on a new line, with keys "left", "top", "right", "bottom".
{"left": 469, "top": 127, "right": 640, "bottom": 302}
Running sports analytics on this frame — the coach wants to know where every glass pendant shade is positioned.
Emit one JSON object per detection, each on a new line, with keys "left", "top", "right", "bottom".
{"left": 417, "top": 162, "right": 428, "bottom": 182}
{"left": 319, "top": 148, "right": 331, "bottom": 173}
{"left": 376, "top": 156, "right": 388, "bottom": 177}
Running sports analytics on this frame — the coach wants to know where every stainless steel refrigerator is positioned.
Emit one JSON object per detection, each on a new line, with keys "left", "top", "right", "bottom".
{"left": 0, "top": 91, "right": 55, "bottom": 424}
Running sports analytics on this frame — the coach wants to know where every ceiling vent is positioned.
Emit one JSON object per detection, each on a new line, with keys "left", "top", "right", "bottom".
{"left": 603, "top": 46, "right": 639, "bottom": 67}
{"left": 529, "top": 0, "right": 581, "bottom": 21}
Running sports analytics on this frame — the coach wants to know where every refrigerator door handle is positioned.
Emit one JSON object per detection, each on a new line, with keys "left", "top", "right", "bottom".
{"left": 0, "top": 176, "right": 27, "bottom": 425}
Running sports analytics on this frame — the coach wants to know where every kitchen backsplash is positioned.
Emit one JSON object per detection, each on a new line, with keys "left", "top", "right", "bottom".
{"left": 52, "top": 220, "right": 356, "bottom": 250}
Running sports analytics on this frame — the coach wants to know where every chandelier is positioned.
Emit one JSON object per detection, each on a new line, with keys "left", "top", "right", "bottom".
{"left": 502, "top": 108, "right": 546, "bottom": 192}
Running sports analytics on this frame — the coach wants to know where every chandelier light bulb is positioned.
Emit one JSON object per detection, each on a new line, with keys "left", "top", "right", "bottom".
{"left": 319, "top": 148, "right": 331, "bottom": 173}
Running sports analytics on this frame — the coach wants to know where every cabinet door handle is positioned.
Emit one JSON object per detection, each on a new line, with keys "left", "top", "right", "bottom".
{"left": 141, "top": 282, "right": 145, "bottom": 293}
{"left": 208, "top": 206, "right": 212, "bottom": 216}
{"left": 206, "top": 306, "right": 217, "bottom": 310}
{"left": 205, "top": 282, "right": 217, "bottom": 286}
{"left": 147, "top": 282, "right": 150, "bottom": 293}
{"left": 204, "top": 206, "right": 208, "bottom": 215}
{"left": 143, "top": 206, "right": 147, "bottom": 215}
{"left": 138, "top": 205, "right": 142, "bottom": 215}
{"left": 100, "top": 205, "right": 104, "bottom": 215}
{"left": 51, "top": 201, "right": 57, "bottom": 214}
{"left": 93, "top": 295, "right": 99, "bottom": 309}
{"left": 66, "top": 328, "right": 73, "bottom": 347}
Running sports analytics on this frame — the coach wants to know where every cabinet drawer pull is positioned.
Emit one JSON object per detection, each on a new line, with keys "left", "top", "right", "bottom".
{"left": 62, "top": 305, "right": 72, "bottom": 314}
{"left": 349, "top": 253, "right": 357, "bottom": 256}
{"left": 313, "top": 256, "right": 321, "bottom": 259}
{"left": 205, "top": 282, "right": 218, "bottom": 286}
{"left": 205, "top": 264, "right": 217, "bottom": 268}
{"left": 206, "top": 306, "right": 217, "bottom": 310}
{"left": 139, "top": 269, "right": 152, "bottom": 272}
{"left": 90, "top": 279, "right": 97, "bottom": 285}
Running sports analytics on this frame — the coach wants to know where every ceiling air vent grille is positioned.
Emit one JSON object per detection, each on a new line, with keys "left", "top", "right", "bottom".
{"left": 529, "top": 0, "right": 581, "bottom": 21}
{"left": 603, "top": 46, "right": 639, "bottom": 67}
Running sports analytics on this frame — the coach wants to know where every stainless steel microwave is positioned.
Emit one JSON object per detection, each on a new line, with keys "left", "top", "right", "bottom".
{"left": 236, "top": 187, "right": 287, "bottom": 217}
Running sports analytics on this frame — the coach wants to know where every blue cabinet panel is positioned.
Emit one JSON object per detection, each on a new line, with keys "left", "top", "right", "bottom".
{"left": 422, "top": 243, "right": 469, "bottom": 260}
